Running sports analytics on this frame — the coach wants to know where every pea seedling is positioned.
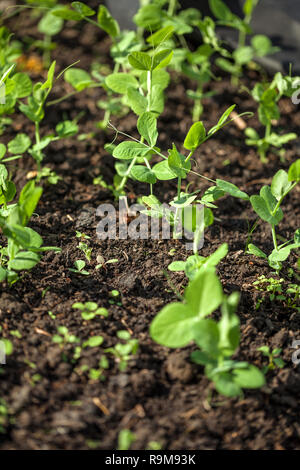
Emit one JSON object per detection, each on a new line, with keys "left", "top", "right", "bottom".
{"left": 72, "top": 301, "right": 108, "bottom": 321}
{"left": 248, "top": 160, "right": 300, "bottom": 271}
{"left": 257, "top": 346, "right": 285, "bottom": 373}
{"left": 151, "top": 269, "right": 265, "bottom": 397}
{"left": 52, "top": 326, "right": 80, "bottom": 345}
{"left": 168, "top": 243, "right": 228, "bottom": 281}
{"left": 209, "top": 0, "right": 279, "bottom": 84}
{"left": 245, "top": 75, "right": 298, "bottom": 162}
{"left": 0, "top": 180, "right": 61, "bottom": 284}
{"left": 17, "top": 61, "right": 79, "bottom": 172}
{"left": 69, "top": 260, "right": 89, "bottom": 275}
{"left": 105, "top": 330, "right": 139, "bottom": 371}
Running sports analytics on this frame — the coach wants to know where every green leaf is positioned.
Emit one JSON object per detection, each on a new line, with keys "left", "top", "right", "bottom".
{"left": 250, "top": 194, "right": 283, "bottom": 225}
{"left": 12, "top": 73, "right": 32, "bottom": 98}
{"left": 168, "top": 261, "right": 186, "bottom": 272}
{"left": 64, "top": 68, "right": 93, "bottom": 91}
{"left": 8, "top": 134, "right": 31, "bottom": 154}
{"left": 127, "top": 87, "right": 147, "bottom": 115}
{"left": 193, "top": 319, "right": 219, "bottom": 355}
{"left": 0, "top": 144, "right": 6, "bottom": 160}
{"left": 185, "top": 269, "right": 223, "bottom": 318}
{"left": 82, "top": 336, "right": 104, "bottom": 348}
{"left": 269, "top": 247, "right": 291, "bottom": 263}
{"left": 152, "top": 49, "right": 173, "bottom": 70}
{"left": 51, "top": 6, "right": 82, "bottom": 21}
{"left": 149, "top": 84, "right": 164, "bottom": 114}
{"left": 288, "top": 159, "right": 300, "bottom": 182}
{"left": 233, "top": 46, "right": 253, "bottom": 65}
{"left": 146, "top": 26, "right": 174, "bottom": 46}
{"left": 214, "top": 373, "right": 242, "bottom": 397}
{"left": 183, "top": 121, "right": 206, "bottom": 150}
{"left": 41, "top": 61, "right": 56, "bottom": 91}
{"left": 202, "top": 244, "right": 228, "bottom": 270}
{"left": 22, "top": 227, "right": 43, "bottom": 248}
{"left": 208, "top": 104, "right": 236, "bottom": 136}
{"left": 18, "top": 181, "right": 43, "bottom": 224}
{"left": 128, "top": 51, "right": 152, "bottom": 71}
{"left": 137, "top": 112, "right": 158, "bottom": 146}
{"left": 209, "top": 0, "right": 234, "bottom": 21}
{"left": 9, "top": 251, "right": 40, "bottom": 271}
{"left": 141, "top": 194, "right": 161, "bottom": 209}
{"left": 38, "top": 11, "right": 64, "bottom": 35}
{"left": 216, "top": 179, "right": 249, "bottom": 200}
{"left": 0, "top": 180, "right": 16, "bottom": 204}
{"left": 133, "top": 4, "right": 162, "bottom": 29}
{"left": 113, "top": 141, "right": 150, "bottom": 160}
{"left": 168, "top": 144, "right": 191, "bottom": 177}
{"left": 247, "top": 244, "right": 267, "bottom": 259}
{"left": 260, "top": 185, "right": 280, "bottom": 213}
{"left": 233, "top": 365, "right": 265, "bottom": 389}
{"left": 153, "top": 160, "right": 177, "bottom": 180}
{"left": 131, "top": 165, "right": 157, "bottom": 184}
{"left": 71, "top": 2, "right": 95, "bottom": 17}
{"left": 56, "top": 120, "right": 78, "bottom": 138}
{"left": 271, "top": 169, "right": 291, "bottom": 200}
{"left": 0, "top": 164, "right": 8, "bottom": 191}
{"left": 105, "top": 73, "right": 138, "bottom": 94}
{"left": 251, "top": 35, "right": 276, "bottom": 57}
{"left": 97, "top": 5, "right": 119, "bottom": 38}
{"left": 150, "top": 303, "right": 197, "bottom": 348}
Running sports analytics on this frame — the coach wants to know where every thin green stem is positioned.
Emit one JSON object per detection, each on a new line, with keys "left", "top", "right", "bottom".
{"left": 168, "top": 0, "right": 177, "bottom": 16}
{"left": 117, "top": 157, "right": 137, "bottom": 191}
{"left": 271, "top": 225, "right": 278, "bottom": 251}
{"left": 35, "top": 122, "right": 41, "bottom": 171}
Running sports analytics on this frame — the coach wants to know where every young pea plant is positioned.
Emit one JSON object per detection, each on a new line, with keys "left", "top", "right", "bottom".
{"left": 0, "top": 37, "right": 32, "bottom": 135}
{"left": 52, "top": 3, "right": 134, "bottom": 129}
{"left": 168, "top": 243, "right": 228, "bottom": 281}
{"left": 247, "top": 160, "right": 300, "bottom": 272}
{"left": 77, "top": 241, "right": 92, "bottom": 262}
{"left": 112, "top": 103, "right": 250, "bottom": 239}
{"left": 105, "top": 330, "right": 139, "bottom": 372}
{"left": 245, "top": 75, "right": 298, "bottom": 162}
{"left": 150, "top": 269, "right": 265, "bottom": 397}
{"left": 18, "top": 61, "right": 79, "bottom": 173}
{"left": 52, "top": 326, "right": 80, "bottom": 346}
{"left": 106, "top": 44, "right": 173, "bottom": 193}
{"left": 0, "top": 180, "right": 61, "bottom": 284}
{"left": 209, "top": 0, "right": 279, "bottom": 84}
{"left": 254, "top": 275, "right": 300, "bottom": 312}
{"left": 72, "top": 301, "right": 108, "bottom": 321}
{"left": 34, "top": 2, "right": 65, "bottom": 68}
{"left": 257, "top": 346, "right": 285, "bottom": 374}
{"left": 69, "top": 259, "right": 89, "bottom": 276}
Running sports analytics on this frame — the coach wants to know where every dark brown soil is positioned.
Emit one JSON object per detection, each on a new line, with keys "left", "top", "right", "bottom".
{"left": 0, "top": 5, "right": 299, "bottom": 450}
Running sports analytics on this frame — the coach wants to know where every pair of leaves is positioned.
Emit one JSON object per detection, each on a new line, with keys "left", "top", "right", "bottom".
{"left": 128, "top": 50, "right": 173, "bottom": 72}
{"left": 150, "top": 269, "right": 223, "bottom": 348}
{"left": 250, "top": 185, "right": 283, "bottom": 225}
{"left": 168, "top": 243, "right": 228, "bottom": 281}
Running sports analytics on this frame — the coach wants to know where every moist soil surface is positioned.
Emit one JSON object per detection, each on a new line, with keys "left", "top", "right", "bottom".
{"left": 0, "top": 5, "right": 299, "bottom": 450}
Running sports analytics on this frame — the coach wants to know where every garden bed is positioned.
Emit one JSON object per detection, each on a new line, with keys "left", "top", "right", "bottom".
{"left": 0, "top": 2, "right": 299, "bottom": 450}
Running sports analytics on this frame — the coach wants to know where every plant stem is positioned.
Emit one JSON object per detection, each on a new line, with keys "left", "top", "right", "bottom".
{"left": 177, "top": 176, "right": 181, "bottom": 200}
{"left": 144, "top": 157, "right": 153, "bottom": 195}
{"left": 35, "top": 122, "right": 41, "bottom": 171}
{"left": 271, "top": 224, "right": 278, "bottom": 251}
{"left": 117, "top": 157, "right": 137, "bottom": 191}
{"left": 146, "top": 70, "right": 152, "bottom": 112}
{"left": 168, "top": 0, "right": 177, "bottom": 16}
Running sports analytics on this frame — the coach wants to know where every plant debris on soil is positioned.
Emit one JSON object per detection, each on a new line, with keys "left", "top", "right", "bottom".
{"left": 0, "top": 3, "right": 299, "bottom": 451}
